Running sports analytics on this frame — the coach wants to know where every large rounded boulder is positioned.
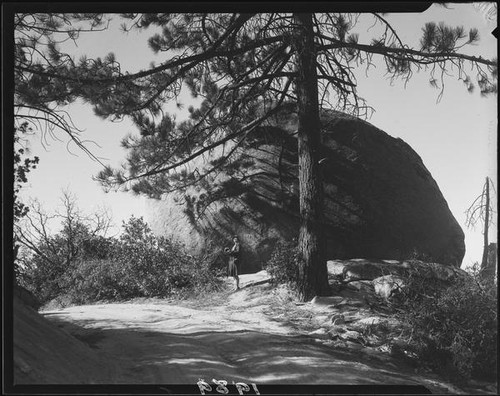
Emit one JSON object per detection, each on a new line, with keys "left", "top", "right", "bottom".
{"left": 146, "top": 111, "right": 465, "bottom": 273}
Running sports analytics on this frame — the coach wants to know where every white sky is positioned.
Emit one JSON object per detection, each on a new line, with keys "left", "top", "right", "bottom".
{"left": 18, "top": 4, "right": 497, "bottom": 268}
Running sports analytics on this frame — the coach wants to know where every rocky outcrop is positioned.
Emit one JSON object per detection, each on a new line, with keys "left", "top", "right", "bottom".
{"left": 327, "top": 259, "right": 468, "bottom": 283}
{"left": 327, "top": 258, "right": 469, "bottom": 300}
{"left": 146, "top": 111, "right": 465, "bottom": 272}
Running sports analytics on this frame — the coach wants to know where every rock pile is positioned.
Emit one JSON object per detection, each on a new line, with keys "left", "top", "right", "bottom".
{"left": 301, "top": 258, "right": 470, "bottom": 359}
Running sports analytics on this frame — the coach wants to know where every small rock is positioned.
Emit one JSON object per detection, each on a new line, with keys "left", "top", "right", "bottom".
{"left": 311, "top": 296, "right": 344, "bottom": 306}
{"left": 327, "top": 260, "right": 346, "bottom": 276}
{"left": 357, "top": 316, "right": 383, "bottom": 326}
{"left": 313, "top": 328, "right": 328, "bottom": 335}
{"left": 314, "top": 315, "right": 330, "bottom": 324}
{"left": 372, "top": 275, "right": 405, "bottom": 299}
{"left": 331, "top": 314, "right": 345, "bottom": 325}
{"left": 308, "top": 328, "right": 330, "bottom": 339}
{"left": 340, "top": 330, "right": 362, "bottom": 342}
{"left": 382, "top": 260, "right": 401, "bottom": 264}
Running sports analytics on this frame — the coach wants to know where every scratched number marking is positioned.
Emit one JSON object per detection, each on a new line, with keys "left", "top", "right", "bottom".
{"left": 197, "top": 379, "right": 260, "bottom": 395}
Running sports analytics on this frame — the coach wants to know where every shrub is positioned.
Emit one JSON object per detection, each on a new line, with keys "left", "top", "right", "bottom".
{"left": 21, "top": 216, "right": 223, "bottom": 306}
{"left": 265, "top": 240, "right": 300, "bottom": 288}
{"left": 20, "top": 252, "right": 70, "bottom": 305}
{"left": 396, "top": 266, "right": 497, "bottom": 382}
{"left": 18, "top": 227, "right": 116, "bottom": 305}
{"left": 61, "top": 258, "right": 137, "bottom": 304}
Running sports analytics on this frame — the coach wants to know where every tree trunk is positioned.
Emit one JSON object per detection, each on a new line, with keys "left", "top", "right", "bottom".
{"left": 292, "top": 13, "right": 330, "bottom": 301}
{"left": 481, "top": 177, "right": 490, "bottom": 270}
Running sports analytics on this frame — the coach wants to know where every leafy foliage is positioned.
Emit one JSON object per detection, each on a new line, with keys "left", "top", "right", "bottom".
{"left": 19, "top": 214, "right": 223, "bottom": 307}
{"left": 395, "top": 265, "right": 497, "bottom": 382}
{"left": 14, "top": 124, "right": 39, "bottom": 220}
{"left": 420, "top": 22, "right": 478, "bottom": 52}
{"left": 265, "top": 240, "right": 301, "bottom": 289}
{"left": 14, "top": 122, "right": 39, "bottom": 279}
{"left": 18, "top": 221, "right": 115, "bottom": 303}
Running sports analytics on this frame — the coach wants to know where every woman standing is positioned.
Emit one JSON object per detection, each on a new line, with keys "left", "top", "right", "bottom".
{"left": 225, "top": 236, "right": 241, "bottom": 291}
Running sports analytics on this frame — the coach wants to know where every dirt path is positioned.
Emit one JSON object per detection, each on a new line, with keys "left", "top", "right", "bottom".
{"left": 34, "top": 273, "right": 467, "bottom": 393}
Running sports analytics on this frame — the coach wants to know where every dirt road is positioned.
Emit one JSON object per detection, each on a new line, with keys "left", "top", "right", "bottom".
{"left": 32, "top": 273, "right": 462, "bottom": 393}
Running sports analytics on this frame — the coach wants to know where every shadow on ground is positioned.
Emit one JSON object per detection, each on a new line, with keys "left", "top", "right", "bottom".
{"left": 44, "top": 314, "right": 439, "bottom": 388}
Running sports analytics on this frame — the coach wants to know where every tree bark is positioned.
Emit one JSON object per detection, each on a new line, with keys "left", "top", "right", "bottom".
{"left": 481, "top": 177, "right": 490, "bottom": 270}
{"left": 293, "top": 13, "right": 330, "bottom": 301}
{"left": 480, "top": 242, "right": 497, "bottom": 287}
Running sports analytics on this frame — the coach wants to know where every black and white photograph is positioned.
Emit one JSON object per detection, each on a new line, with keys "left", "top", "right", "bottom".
{"left": 3, "top": 2, "right": 498, "bottom": 395}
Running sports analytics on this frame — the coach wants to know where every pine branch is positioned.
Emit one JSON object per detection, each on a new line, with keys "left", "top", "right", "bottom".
{"left": 16, "top": 34, "right": 285, "bottom": 86}
{"left": 113, "top": 78, "right": 293, "bottom": 186}
{"left": 318, "top": 35, "right": 497, "bottom": 67}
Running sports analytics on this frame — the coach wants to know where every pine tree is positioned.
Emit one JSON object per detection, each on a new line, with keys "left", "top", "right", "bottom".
{"left": 14, "top": 13, "right": 108, "bottom": 161}
{"left": 13, "top": 11, "right": 497, "bottom": 300}
{"left": 466, "top": 177, "right": 497, "bottom": 283}
{"left": 13, "top": 122, "right": 39, "bottom": 280}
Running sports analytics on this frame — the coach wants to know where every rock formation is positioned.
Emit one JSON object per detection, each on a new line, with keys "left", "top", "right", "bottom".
{"left": 326, "top": 258, "right": 469, "bottom": 300}
{"left": 146, "top": 111, "right": 465, "bottom": 273}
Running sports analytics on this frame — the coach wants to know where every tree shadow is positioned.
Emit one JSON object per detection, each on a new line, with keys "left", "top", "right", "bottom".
{"left": 42, "top": 314, "right": 432, "bottom": 386}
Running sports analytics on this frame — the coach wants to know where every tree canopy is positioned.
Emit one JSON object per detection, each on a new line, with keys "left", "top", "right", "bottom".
{"left": 14, "top": 13, "right": 110, "bottom": 161}
{"left": 14, "top": 12, "right": 497, "bottom": 195}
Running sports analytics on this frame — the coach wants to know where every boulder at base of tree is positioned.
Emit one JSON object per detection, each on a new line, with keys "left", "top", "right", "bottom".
{"left": 146, "top": 110, "right": 465, "bottom": 273}
{"left": 328, "top": 259, "right": 468, "bottom": 283}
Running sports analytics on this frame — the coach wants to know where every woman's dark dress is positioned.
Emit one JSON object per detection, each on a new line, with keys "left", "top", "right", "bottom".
{"left": 228, "top": 242, "right": 241, "bottom": 277}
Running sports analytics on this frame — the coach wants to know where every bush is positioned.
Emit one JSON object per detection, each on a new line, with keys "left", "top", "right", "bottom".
{"left": 20, "top": 253, "right": 70, "bottom": 305}
{"left": 67, "top": 234, "right": 222, "bottom": 304}
{"left": 265, "top": 240, "right": 300, "bottom": 288}
{"left": 61, "top": 258, "right": 136, "bottom": 304}
{"left": 396, "top": 266, "right": 497, "bottom": 382}
{"left": 21, "top": 216, "right": 223, "bottom": 306}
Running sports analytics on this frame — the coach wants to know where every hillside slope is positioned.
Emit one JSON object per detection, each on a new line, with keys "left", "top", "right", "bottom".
{"left": 13, "top": 295, "right": 117, "bottom": 384}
